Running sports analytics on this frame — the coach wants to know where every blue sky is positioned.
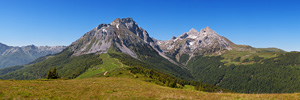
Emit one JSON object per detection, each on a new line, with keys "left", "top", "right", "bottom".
{"left": 0, "top": 0, "right": 299, "bottom": 51}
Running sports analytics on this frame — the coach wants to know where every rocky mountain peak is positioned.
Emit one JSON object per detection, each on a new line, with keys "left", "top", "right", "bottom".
{"left": 69, "top": 18, "right": 156, "bottom": 58}
{"left": 200, "top": 26, "right": 212, "bottom": 33}
{"left": 110, "top": 18, "right": 152, "bottom": 43}
{"left": 24, "top": 44, "right": 37, "bottom": 49}
{"left": 156, "top": 26, "right": 234, "bottom": 63}
{"left": 68, "top": 18, "right": 234, "bottom": 66}
{"left": 188, "top": 28, "right": 198, "bottom": 33}
{"left": 171, "top": 36, "right": 176, "bottom": 39}
{"left": 111, "top": 17, "right": 134, "bottom": 25}
{"left": 110, "top": 17, "right": 136, "bottom": 30}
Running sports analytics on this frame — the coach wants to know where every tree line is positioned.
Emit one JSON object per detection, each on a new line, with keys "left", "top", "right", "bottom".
{"left": 127, "top": 66, "right": 231, "bottom": 93}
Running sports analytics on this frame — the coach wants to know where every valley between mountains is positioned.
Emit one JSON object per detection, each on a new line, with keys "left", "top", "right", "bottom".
{"left": 0, "top": 18, "right": 300, "bottom": 98}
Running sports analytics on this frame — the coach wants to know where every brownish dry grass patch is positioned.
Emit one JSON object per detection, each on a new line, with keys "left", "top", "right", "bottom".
{"left": 0, "top": 77, "right": 299, "bottom": 100}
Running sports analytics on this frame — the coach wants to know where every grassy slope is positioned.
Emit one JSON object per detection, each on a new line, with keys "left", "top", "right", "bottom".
{"left": 220, "top": 47, "right": 284, "bottom": 66}
{"left": 0, "top": 77, "right": 299, "bottom": 100}
{"left": 76, "top": 54, "right": 127, "bottom": 79}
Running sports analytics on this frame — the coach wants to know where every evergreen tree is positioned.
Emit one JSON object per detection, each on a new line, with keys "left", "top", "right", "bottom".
{"left": 46, "top": 69, "right": 52, "bottom": 79}
{"left": 45, "top": 67, "right": 59, "bottom": 79}
{"left": 52, "top": 67, "right": 57, "bottom": 79}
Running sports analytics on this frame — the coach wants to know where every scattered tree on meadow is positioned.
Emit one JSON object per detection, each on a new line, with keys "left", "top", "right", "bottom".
{"left": 46, "top": 67, "right": 59, "bottom": 79}
{"left": 46, "top": 69, "right": 52, "bottom": 79}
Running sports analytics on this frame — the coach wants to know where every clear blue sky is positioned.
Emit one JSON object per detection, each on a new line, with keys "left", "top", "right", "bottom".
{"left": 0, "top": 0, "right": 299, "bottom": 51}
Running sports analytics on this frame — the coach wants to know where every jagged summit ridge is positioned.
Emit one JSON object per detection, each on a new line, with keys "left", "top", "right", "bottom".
{"left": 110, "top": 17, "right": 135, "bottom": 28}
{"left": 69, "top": 18, "right": 156, "bottom": 58}
{"left": 156, "top": 26, "right": 234, "bottom": 63}
{"left": 68, "top": 18, "right": 234, "bottom": 66}
{"left": 67, "top": 18, "right": 183, "bottom": 67}
{"left": 201, "top": 26, "right": 212, "bottom": 31}
{"left": 188, "top": 28, "right": 198, "bottom": 33}
{"left": 110, "top": 17, "right": 152, "bottom": 43}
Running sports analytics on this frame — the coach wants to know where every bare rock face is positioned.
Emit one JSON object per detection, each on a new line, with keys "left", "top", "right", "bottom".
{"left": 110, "top": 18, "right": 153, "bottom": 43}
{"left": 155, "top": 26, "right": 234, "bottom": 63}
{"left": 69, "top": 18, "right": 157, "bottom": 59}
{"left": 69, "top": 23, "right": 114, "bottom": 56}
{"left": 67, "top": 18, "right": 235, "bottom": 66}
{"left": 67, "top": 17, "right": 183, "bottom": 67}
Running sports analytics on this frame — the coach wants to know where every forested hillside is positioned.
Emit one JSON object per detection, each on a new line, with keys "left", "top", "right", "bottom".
{"left": 188, "top": 52, "right": 300, "bottom": 93}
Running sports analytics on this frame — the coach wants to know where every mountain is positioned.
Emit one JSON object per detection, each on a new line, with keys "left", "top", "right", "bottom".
{"left": 68, "top": 18, "right": 192, "bottom": 78}
{"left": 1, "top": 18, "right": 300, "bottom": 93}
{"left": 154, "top": 27, "right": 235, "bottom": 65}
{"left": 69, "top": 18, "right": 153, "bottom": 57}
{"left": 0, "top": 43, "right": 66, "bottom": 69}
{"left": 153, "top": 26, "right": 300, "bottom": 93}
{"left": 0, "top": 18, "right": 193, "bottom": 80}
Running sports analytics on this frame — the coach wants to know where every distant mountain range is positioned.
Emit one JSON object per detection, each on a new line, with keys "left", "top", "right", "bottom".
{"left": 0, "top": 43, "right": 66, "bottom": 69}
{"left": 1, "top": 18, "right": 299, "bottom": 93}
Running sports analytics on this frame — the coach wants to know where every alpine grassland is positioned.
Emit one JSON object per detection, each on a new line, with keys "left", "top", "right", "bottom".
{"left": 0, "top": 77, "right": 299, "bottom": 100}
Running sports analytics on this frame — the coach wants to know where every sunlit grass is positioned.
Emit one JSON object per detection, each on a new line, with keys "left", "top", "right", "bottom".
{"left": 221, "top": 48, "right": 281, "bottom": 66}
{"left": 0, "top": 77, "right": 299, "bottom": 100}
{"left": 76, "top": 54, "right": 127, "bottom": 79}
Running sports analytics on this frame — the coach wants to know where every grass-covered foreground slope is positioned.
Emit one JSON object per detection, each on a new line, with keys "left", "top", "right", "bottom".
{"left": 0, "top": 59, "right": 232, "bottom": 99}
{"left": 188, "top": 51, "right": 300, "bottom": 93}
{"left": 0, "top": 77, "right": 299, "bottom": 100}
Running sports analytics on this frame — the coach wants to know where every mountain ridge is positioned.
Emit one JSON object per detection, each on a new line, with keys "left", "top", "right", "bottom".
{"left": 1, "top": 18, "right": 299, "bottom": 94}
{"left": 154, "top": 26, "right": 235, "bottom": 64}
{"left": 0, "top": 42, "right": 66, "bottom": 69}
{"left": 0, "top": 17, "right": 194, "bottom": 80}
